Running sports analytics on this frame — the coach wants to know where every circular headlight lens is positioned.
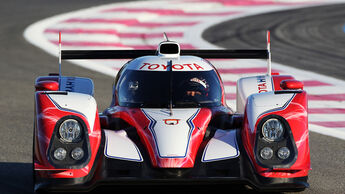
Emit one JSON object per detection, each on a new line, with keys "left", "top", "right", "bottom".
{"left": 54, "top": 148, "right": 67, "bottom": 161}
{"left": 260, "top": 147, "right": 273, "bottom": 160}
{"left": 277, "top": 147, "right": 290, "bottom": 160}
{"left": 59, "top": 119, "right": 82, "bottom": 142}
{"left": 71, "top": 147, "right": 84, "bottom": 160}
{"left": 262, "top": 118, "right": 284, "bottom": 142}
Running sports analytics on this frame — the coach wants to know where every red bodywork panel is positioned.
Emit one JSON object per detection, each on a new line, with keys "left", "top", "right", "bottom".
{"left": 34, "top": 92, "right": 101, "bottom": 178}
{"left": 281, "top": 80, "right": 304, "bottom": 90}
{"left": 107, "top": 107, "right": 212, "bottom": 168}
{"left": 271, "top": 75, "right": 295, "bottom": 91}
{"left": 242, "top": 91, "right": 310, "bottom": 178}
{"left": 35, "top": 81, "right": 59, "bottom": 91}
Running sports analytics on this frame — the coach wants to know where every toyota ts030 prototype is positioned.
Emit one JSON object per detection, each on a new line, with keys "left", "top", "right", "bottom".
{"left": 33, "top": 33, "right": 310, "bottom": 192}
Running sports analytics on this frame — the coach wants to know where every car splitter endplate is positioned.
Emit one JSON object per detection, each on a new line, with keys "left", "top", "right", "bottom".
{"left": 35, "top": 138, "right": 308, "bottom": 193}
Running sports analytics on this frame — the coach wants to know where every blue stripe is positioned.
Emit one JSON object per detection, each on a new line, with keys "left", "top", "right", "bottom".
{"left": 141, "top": 109, "right": 160, "bottom": 156}
{"left": 343, "top": 25, "right": 345, "bottom": 33}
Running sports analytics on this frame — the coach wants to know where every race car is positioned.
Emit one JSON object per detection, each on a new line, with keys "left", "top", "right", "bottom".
{"left": 33, "top": 33, "right": 310, "bottom": 192}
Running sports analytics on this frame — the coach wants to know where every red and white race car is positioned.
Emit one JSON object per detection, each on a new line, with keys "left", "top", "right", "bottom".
{"left": 33, "top": 34, "right": 310, "bottom": 192}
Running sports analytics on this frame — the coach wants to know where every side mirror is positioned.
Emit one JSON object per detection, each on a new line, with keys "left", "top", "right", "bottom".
{"left": 280, "top": 80, "right": 304, "bottom": 90}
{"left": 99, "top": 115, "right": 109, "bottom": 129}
{"left": 35, "top": 81, "right": 59, "bottom": 91}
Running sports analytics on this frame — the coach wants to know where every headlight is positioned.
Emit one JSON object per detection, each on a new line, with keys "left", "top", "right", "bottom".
{"left": 54, "top": 148, "right": 67, "bottom": 161}
{"left": 71, "top": 147, "right": 84, "bottom": 160}
{"left": 262, "top": 118, "right": 284, "bottom": 142}
{"left": 59, "top": 119, "right": 82, "bottom": 142}
{"left": 260, "top": 147, "right": 273, "bottom": 160}
{"left": 277, "top": 147, "right": 290, "bottom": 160}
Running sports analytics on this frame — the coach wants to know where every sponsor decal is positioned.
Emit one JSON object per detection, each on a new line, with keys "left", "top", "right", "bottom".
{"left": 190, "top": 77, "right": 207, "bottom": 88}
{"left": 64, "top": 77, "right": 75, "bottom": 92}
{"left": 257, "top": 76, "right": 268, "bottom": 93}
{"left": 163, "top": 119, "right": 180, "bottom": 125}
{"left": 139, "top": 63, "right": 204, "bottom": 71}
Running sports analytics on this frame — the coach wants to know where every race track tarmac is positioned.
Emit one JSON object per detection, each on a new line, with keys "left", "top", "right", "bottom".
{"left": 203, "top": 4, "right": 345, "bottom": 193}
{"left": 203, "top": 3, "right": 345, "bottom": 80}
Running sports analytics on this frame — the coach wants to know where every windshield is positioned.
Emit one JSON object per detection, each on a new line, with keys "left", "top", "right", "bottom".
{"left": 117, "top": 70, "right": 222, "bottom": 108}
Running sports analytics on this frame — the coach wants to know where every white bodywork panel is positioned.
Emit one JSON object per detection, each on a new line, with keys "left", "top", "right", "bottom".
{"left": 104, "top": 130, "right": 143, "bottom": 162}
{"left": 104, "top": 130, "right": 144, "bottom": 162}
{"left": 141, "top": 108, "right": 200, "bottom": 158}
{"left": 246, "top": 92, "right": 295, "bottom": 133}
{"left": 202, "top": 130, "right": 239, "bottom": 162}
{"left": 48, "top": 92, "right": 97, "bottom": 132}
{"left": 126, "top": 56, "right": 213, "bottom": 72}
{"left": 236, "top": 75, "right": 273, "bottom": 113}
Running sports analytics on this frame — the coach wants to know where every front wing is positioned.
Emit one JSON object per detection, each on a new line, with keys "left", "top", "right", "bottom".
{"left": 34, "top": 129, "right": 308, "bottom": 193}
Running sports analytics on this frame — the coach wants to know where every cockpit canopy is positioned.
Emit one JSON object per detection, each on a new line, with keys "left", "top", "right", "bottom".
{"left": 115, "top": 56, "right": 223, "bottom": 108}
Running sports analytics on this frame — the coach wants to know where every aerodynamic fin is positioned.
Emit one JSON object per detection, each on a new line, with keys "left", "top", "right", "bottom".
{"left": 163, "top": 32, "right": 169, "bottom": 41}
{"left": 267, "top": 30, "right": 272, "bottom": 76}
{"left": 58, "top": 31, "right": 62, "bottom": 90}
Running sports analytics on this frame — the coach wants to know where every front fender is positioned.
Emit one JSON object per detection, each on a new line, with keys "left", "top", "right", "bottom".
{"left": 34, "top": 91, "right": 101, "bottom": 179}
{"left": 242, "top": 91, "right": 310, "bottom": 178}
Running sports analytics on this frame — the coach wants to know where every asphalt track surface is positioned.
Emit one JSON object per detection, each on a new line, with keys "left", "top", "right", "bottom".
{"left": 203, "top": 3, "right": 345, "bottom": 81}
{"left": 0, "top": 1, "right": 344, "bottom": 193}
{"left": 203, "top": 4, "right": 345, "bottom": 193}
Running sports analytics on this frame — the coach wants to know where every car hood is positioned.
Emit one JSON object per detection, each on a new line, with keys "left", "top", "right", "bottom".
{"left": 129, "top": 108, "right": 212, "bottom": 168}
{"left": 140, "top": 108, "right": 212, "bottom": 168}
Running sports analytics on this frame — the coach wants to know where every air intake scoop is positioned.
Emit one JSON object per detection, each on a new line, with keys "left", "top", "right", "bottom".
{"left": 158, "top": 41, "right": 180, "bottom": 58}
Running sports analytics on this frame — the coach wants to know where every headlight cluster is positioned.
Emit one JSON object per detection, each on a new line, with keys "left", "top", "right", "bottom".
{"left": 49, "top": 116, "right": 90, "bottom": 168}
{"left": 53, "top": 119, "right": 85, "bottom": 161}
{"left": 59, "top": 119, "right": 82, "bottom": 143}
{"left": 260, "top": 146, "right": 290, "bottom": 160}
{"left": 262, "top": 118, "right": 284, "bottom": 142}
{"left": 256, "top": 116, "right": 295, "bottom": 166}
{"left": 53, "top": 147, "right": 85, "bottom": 161}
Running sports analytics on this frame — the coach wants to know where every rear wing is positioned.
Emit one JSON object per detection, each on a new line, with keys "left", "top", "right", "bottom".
{"left": 61, "top": 49, "right": 268, "bottom": 60}
{"left": 57, "top": 31, "right": 272, "bottom": 76}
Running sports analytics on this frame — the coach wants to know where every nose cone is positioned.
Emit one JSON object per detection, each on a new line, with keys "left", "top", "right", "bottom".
{"left": 140, "top": 108, "right": 211, "bottom": 168}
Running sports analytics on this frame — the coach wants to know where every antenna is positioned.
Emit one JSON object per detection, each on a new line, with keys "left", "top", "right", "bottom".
{"left": 168, "top": 60, "right": 173, "bottom": 116}
{"left": 163, "top": 32, "right": 169, "bottom": 41}
{"left": 267, "top": 30, "right": 272, "bottom": 76}
{"left": 58, "top": 31, "right": 62, "bottom": 89}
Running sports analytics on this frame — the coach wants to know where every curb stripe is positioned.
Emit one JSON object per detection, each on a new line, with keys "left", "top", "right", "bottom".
{"left": 63, "top": 18, "right": 199, "bottom": 27}
{"left": 50, "top": 40, "right": 196, "bottom": 49}
{"left": 45, "top": 29, "right": 184, "bottom": 38}
{"left": 302, "top": 80, "right": 331, "bottom": 87}
{"left": 190, "top": 0, "right": 293, "bottom": 6}
{"left": 310, "top": 121, "right": 345, "bottom": 128}
{"left": 102, "top": 7, "right": 238, "bottom": 16}
{"left": 309, "top": 108, "right": 345, "bottom": 114}
{"left": 308, "top": 94, "right": 345, "bottom": 101}
{"left": 217, "top": 67, "right": 280, "bottom": 74}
